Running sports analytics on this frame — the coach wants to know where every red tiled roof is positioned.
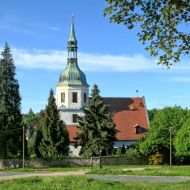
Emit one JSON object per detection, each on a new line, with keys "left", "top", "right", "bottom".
{"left": 103, "top": 97, "right": 149, "bottom": 141}
{"left": 66, "top": 125, "right": 79, "bottom": 142}
{"left": 66, "top": 97, "right": 149, "bottom": 142}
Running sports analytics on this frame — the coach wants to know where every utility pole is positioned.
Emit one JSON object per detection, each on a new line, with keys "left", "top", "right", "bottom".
{"left": 169, "top": 127, "right": 173, "bottom": 167}
{"left": 23, "top": 124, "right": 25, "bottom": 168}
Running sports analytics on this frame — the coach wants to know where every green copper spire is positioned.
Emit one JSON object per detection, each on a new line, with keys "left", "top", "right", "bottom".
{"left": 68, "top": 15, "right": 77, "bottom": 43}
{"left": 58, "top": 16, "right": 88, "bottom": 87}
{"left": 67, "top": 15, "right": 78, "bottom": 59}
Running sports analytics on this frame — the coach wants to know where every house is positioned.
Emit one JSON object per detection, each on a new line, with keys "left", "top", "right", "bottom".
{"left": 56, "top": 17, "right": 149, "bottom": 156}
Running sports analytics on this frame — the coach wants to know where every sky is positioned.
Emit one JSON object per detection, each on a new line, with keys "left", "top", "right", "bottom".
{"left": 0, "top": 0, "right": 190, "bottom": 113}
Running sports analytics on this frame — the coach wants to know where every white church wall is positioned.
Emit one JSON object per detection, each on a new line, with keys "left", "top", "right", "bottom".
{"left": 56, "top": 85, "right": 88, "bottom": 109}
{"left": 59, "top": 110, "right": 84, "bottom": 125}
{"left": 69, "top": 144, "right": 81, "bottom": 157}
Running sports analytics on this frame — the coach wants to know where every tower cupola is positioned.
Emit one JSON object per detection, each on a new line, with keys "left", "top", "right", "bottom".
{"left": 58, "top": 16, "right": 88, "bottom": 87}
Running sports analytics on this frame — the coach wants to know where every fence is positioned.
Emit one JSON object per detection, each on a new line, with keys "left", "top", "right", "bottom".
{"left": 0, "top": 156, "right": 147, "bottom": 169}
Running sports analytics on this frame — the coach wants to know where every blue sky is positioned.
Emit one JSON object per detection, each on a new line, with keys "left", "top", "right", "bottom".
{"left": 1, "top": 0, "right": 190, "bottom": 113}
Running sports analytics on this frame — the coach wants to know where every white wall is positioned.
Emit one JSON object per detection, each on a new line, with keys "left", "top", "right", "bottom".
{"left": 69, "top": 144, "right": 81, "bottom": 157}
{"left": 56, "top": 85, "right": 88, "bottom": 109}
{"left": 59, "top": 110, "right": 84, "bottom": 125}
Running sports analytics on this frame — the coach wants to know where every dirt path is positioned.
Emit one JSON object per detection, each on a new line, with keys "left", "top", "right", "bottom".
{"left": 0, "top": 170, "right": 87, "bottom": 180}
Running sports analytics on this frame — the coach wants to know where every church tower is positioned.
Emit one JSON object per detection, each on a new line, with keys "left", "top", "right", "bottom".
{"left": 56, "top": 16, "right": 89, "bottom": 125}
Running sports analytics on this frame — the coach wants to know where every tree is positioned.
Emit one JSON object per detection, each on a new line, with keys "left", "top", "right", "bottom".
{"left": 39, "top": 89, "right": 69, "bottom": 159}
{"left": 104, "top": 0, "right": 190, "bottom": 67}
{"left": 174, "top": 118, "right": 190, "bottom": 157}
{"left": 76, "top": 84, "right": 116, "bottom": 156}
{"left": 139, "top": 106, "right": 189, "bottom": 163}
{"left": 34, "top": 110, "right": 45, "bottom": 157}
{"left": 22, "top": 108, "right": 37, "bottom": 138}
{"left": 0, "top": 43, "right": 22, "bottom": 158}
{"left": 148, "top": 108, "right": 159, "bottom": 124}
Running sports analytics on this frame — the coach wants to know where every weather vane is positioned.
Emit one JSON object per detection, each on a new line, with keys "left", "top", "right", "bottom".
{"left": 136, "top": 89, "right": 139, "bottom": 98}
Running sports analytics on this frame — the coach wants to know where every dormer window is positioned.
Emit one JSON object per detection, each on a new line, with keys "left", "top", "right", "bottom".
{"left": 135, "top": 125, "right": 142, "bottom": 134}
{"left": 72, "top": 92, "right": 78, "bottom": 103}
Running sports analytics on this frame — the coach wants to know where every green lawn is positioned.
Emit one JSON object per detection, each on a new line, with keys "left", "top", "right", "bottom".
{"left": 88, "top": 165, "right": 190, "bottom": 176}
{"left": 1, "top": 176, "right": 190, "bottom": 190}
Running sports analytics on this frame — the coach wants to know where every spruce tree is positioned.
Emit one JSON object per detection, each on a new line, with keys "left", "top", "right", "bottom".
{"left": 39, "top": 89, "right": 69, "bottom": 159}
{"left": 77, "top": 84, "right": 116, "bottom": 156}
{"left": 0, "top": 43, "right": 22, "bottom": 158}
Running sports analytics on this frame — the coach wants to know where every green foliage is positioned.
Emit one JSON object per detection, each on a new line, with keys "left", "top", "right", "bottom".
{"left": 149, "top": 152, "right": 163, "bottom": 165}
{"left": 115, "top": 148, "right": 122, "bottom": 156}
{"left": 22, "top": 109, "right": 37, "bottom": 127}
{"left": 104, "top": 0, "right": 190, "bottom": 67}
{"left": 125, "top": 148, "right": 141, "bottom": 160}
{"left": 148, "top": 109, "right": 158, "bottom": 124}
{"left": 39, "top": 89, "right": 69, "bottom": 159}
{"left": 139, "top": 106, "right": 189, "bottom": 163}
{"left": 0, "top": 43, "right": 22, "bottom": 158}
{"left": 77, "top": 84, "right": 116, "bottom": 156}
{"left": 121, "top": 144, "right": 126, "bottom": 154}
{"left": 34, "top": 110, "right": 45, "bottom": 157}
{"left": 174, "top": 118, "right": 190, "bottom": 157}
{"left": 28, "top": 135, "right": 35, "bottom": 157}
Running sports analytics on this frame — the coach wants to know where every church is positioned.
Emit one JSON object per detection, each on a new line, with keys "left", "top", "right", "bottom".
{"left": 56, "top": 17, "right": 149, "bottom": 156}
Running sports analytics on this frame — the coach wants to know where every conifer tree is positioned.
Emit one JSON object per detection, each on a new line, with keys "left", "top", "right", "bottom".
{"left": 77, "top": 84, "right": 116, "bottom": 156}
{"left": 39, "top": 89, "right": 69, "bottom": 159}
{"left": 0, "top": 43, "right": 22, "bottom": 158}
{"left": 34, "top": 110, "right": 45, "bottom": 157}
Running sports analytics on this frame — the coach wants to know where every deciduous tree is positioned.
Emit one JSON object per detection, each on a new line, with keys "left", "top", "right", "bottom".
{"left": 174, "top": 118, "right": 190, "bottom": 157}
{"left": 104, "top": 0, "right": 190, "bottom": 66}
{"left": 139, "top": 106, "right": 189, "bottom": 163}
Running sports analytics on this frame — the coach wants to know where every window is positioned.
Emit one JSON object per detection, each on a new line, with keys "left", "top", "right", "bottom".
{"left": 84, "top": 93, "right": 87, "bottom": 103}
{"left": 61, "top": 92, "right": 65, "bottom": 103}
{"left": 72, "top": 92, "right": 78, "bottom": 103}
{"left": 136, "top": 126, "right": 142, "bottom": 134}
{"left": 73, "top": 114, "right": 78, "bottom": 123}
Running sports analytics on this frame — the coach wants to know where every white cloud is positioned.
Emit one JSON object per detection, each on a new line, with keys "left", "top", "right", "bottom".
{"left": 12, "top": 48, "right": 161, "bottom": 72}
{"left": 9, "top": 48, "right": 190, "bottom": 72}
{"left": 167, "top": 77, "right": 190, "bottom": 83}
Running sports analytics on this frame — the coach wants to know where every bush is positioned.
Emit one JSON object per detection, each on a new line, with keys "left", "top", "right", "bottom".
{"left": 125, "top": 148, "right": 140, "bottom": 160}
{"left": 149, "top": 152, "right": 163, "bottom": 165}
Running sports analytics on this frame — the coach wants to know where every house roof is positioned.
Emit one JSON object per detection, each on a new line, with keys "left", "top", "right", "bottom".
{"left": 66, "top": 125, "right": 79, "bottom": 142}
{"left": 66, "top": 97, "right": 149, "bottom": 142}
{"left": 103, "top": 97, "right": 149, "bottom": 141}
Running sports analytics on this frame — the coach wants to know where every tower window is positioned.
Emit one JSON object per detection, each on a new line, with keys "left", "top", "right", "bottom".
{"left": 84, "top": 93, "right": 87, "bottom": 103}
{"left": 61, "top": 92, "right": 65, "bottom": 103}
{"left": 73, "top": 114, "right": 78, "bottom": 123}
{"left": 72, "top": 92, "right": 78, "bottom": 103}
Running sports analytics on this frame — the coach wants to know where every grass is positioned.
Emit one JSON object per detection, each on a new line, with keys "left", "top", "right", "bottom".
{"left": 1, "top": 176, "right": 190, "bottom": 190}
{"left": 88, "top": 165, "right": 190, "bottom": 176}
